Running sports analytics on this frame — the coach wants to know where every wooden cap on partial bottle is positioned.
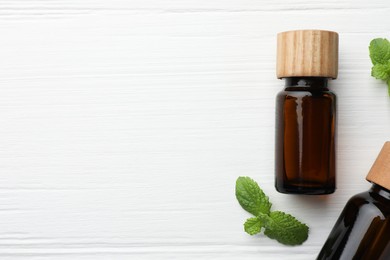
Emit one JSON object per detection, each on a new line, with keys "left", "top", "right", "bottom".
{"left": 276, "top": 30, "right": 339, "bottom": 79}
{"left": 366, "top": 142, "right": 390, "bottom": 190}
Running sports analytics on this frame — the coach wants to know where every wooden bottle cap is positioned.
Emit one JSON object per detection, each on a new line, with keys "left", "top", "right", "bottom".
{"left": 366, "top": 142, "right": 390, "bottom": 190}
{"left": 277, "top": 30, "right": 339, "bottom": 79}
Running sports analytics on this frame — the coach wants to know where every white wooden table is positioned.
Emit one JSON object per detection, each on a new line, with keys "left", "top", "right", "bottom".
{"left": 0, "top": 0, "right": 389, "bottom": 259}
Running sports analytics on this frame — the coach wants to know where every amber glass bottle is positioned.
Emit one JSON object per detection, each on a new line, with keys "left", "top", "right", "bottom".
{"left": 275, "top": 30, "right": 339, "bottom": 195}
{"left": 317, "top": 142, "right": 390, "bottom": 260}
{"left": 275, "top": 77, "right": 336, "bottom": 194}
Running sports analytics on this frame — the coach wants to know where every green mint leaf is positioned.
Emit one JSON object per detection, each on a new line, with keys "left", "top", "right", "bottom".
{"left": 244, "top": 217, "right": 263, "bottom": 235}
{"left": 387, "top": 80, "right": 390, "bottom": 96}
{"left": 263, "top": 211, "right": 309, "bottom": 246}
{"left": 371, "top": 62, "right": 390, "bottom": 80}
{"left": 236, "top": 177, "right": 310, "bottom": 246}
{"left": 369, "top": 38, "right": 390, "bottom": 96}
{"left": 235, "top": 176, "right": 271, "bottom": 216}
{"left": 369, "top": 38, "right": 390, "bottom": 65}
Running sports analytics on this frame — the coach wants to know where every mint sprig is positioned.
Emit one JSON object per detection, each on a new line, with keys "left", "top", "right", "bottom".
{"left": 369, "top": 38, "right": 390, "bottom": 95}
{"left": 235, "top": 177, "right": 309, "bottom": 246}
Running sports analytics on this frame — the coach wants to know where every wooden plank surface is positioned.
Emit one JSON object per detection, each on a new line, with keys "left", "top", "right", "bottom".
{"left": 0, "top": 0, "right": 389, "bottom": 259}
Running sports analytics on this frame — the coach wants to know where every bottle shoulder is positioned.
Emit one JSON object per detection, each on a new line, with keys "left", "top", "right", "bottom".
{"left": 348, "top": 191, "right": 371, "bottom": 204}
{"left": 346, "top": 190, "right": 390, "bottom": 218}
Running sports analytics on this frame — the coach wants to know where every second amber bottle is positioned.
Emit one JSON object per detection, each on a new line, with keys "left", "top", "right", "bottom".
{"left": 275, "top": 30, "right": 338, "bottom": 195}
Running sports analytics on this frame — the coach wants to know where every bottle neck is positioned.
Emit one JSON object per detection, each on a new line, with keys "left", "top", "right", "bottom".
{"left": 370, "top": 184, "right": 390, "bottom": 200}
{"left": 284, "top": 77, "right": 328, "bottom": 90}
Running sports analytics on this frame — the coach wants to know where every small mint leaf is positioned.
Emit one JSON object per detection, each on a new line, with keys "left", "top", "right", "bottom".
{"left": 235, "top": 177, "right": 272, "bottom": 216}
{"left": 263, "top": 211, "right": 309, "bottom": 246}
{"left": 244, "top": 217, "right": 263, "bottom": 235}
{"left": 371, "top": 62, "right": 390, "bottom": 80}
{"left": 387, "top": 80, "right": 390, "bottom": 96}
{"left": 369, "top": 38, "right": 390, "bottom": 65}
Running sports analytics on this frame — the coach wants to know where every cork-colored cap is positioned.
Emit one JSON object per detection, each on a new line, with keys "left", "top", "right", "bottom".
{"left": 277, "top": 30, "right": 339, "bottom": 79}
{"left": 366, "top": 142, "right": 390, "bottom": 190}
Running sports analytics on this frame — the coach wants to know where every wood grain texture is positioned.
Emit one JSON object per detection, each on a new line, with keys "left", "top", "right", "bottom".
{"left": 0, "top": 0, "right": 389, "bottom": 259}
{"left": 277, "top": 30, "right": 338, "bottom": 78}
{"left": 366, "top": 142, "right": 390, "bottom": 190}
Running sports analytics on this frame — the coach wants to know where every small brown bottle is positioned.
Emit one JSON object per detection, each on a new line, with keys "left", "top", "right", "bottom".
{"left": 317, "top": 142, "right": 390, "bottom": 260}
{"left": 275, "top": 30, "right": 338, "bottom": 195}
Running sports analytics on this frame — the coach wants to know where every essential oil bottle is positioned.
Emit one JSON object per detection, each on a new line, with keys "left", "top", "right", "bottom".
{"left": 275, "top": 30, "right": 338, "bottom": 195}
{"left": 318, "top": 142, "right": 390, "bottom": 260}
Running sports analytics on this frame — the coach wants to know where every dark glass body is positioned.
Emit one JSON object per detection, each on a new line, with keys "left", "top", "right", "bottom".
{"left": 317, "top": 184, "right": 390, "bottom": 260}
{"left": 275, "top": 77, "right": 336, "bottom": 195}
